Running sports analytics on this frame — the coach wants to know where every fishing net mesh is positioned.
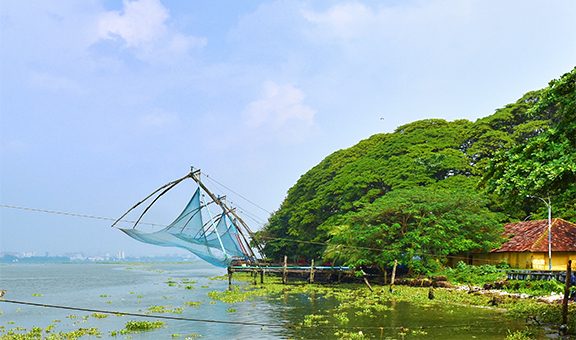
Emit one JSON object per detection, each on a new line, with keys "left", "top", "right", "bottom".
{"left": 119, "top": 188, "right": 248, "bottom": 267}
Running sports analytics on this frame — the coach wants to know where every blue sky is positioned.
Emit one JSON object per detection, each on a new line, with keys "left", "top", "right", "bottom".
{"left": 1, "top": 0, "right": 575, "bottom": 256}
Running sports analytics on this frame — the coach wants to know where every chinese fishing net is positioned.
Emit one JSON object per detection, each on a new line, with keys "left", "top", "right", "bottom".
{"left": 112, "top": 171, "right": 254, "bottom": 267}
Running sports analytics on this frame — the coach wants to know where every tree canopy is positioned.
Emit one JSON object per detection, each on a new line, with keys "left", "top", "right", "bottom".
{"left": 323, "top": 178, "right": 503, "bottom": 273}
{"left": 256, "top": 67, "right": 576, "bottom": 272}
{"left": 482, "top": 67, "right": 576, "bottom": 219}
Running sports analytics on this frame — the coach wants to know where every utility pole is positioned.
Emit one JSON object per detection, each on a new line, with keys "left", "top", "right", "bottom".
{"left": 528, "top": 195, "right": 552, "bottom": 270}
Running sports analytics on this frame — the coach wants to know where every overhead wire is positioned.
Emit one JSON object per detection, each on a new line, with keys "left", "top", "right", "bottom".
{"left": 0, "top": 299, "right": 512, "bottom": 330}
{"left": 0, "top": 299, "right": 283, "bottom": 328}
{"left": 0, "top": 204, "right": 164, "bottom": 227}
{"left": 0, "top": 202, "right": 508, "bottom": 266}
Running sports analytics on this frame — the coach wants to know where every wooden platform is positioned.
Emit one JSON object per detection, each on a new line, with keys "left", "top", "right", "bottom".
{"left": 227, "top": 263, "right": 355, "bottom": 284}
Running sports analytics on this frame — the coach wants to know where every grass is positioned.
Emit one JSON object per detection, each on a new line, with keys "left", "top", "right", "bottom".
{"left": 435, "top": 261, "right": 507, "bottom": 286}
{"left": 435, "top": 262, "right": 566, "bottom": 296}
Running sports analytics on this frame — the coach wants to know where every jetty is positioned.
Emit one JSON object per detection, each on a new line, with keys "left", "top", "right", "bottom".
{"left": 227, "top": 263, "right": 354, "bottom": 285}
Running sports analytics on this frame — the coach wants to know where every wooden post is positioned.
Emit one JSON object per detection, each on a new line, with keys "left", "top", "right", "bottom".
{"left": 390, "top": 260, "right": 398, "bottom": 293}
{"left": 282, "top": 255, "right": 288, "bottom": 284}
{"left": 252, "top": 269, "right": 258, "bottom": 285}
{"left": 227, "top": 267, "right": 233, "bottom": 287}
{"left": 561, "top": 260, "right": 572, "bottom": 332}
{"left": 310, "top": 259, "right": 315, "bottom": 283}
{"left": 260, "top": 268, "right": 264, "bottom": 284}
{"left": 384, "top": 270, "right": 388, "bottom": 285}
{"left": 428, "top": 286, "right": 435, "bottom": 300}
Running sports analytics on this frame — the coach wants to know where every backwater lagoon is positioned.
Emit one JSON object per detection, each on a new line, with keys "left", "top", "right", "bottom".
{"left": 0, "top": 262, "right": 540, "bottom": 339}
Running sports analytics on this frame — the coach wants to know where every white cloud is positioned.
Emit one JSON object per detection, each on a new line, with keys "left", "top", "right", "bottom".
{"left": 245, "top": 82, "right": 315, "bottom": 128}
{"left": 302, "top": 2, "right": 377, "bottom": 41}
{"left": 98, "top": 0, "right": 168, "bottom": 47}
{"left": 96, "top": 0, "right": 206, "bottom": 61}
{"left": 244, "top": 82, "right": 316, "bottom": 143}
{"left": 301, "top": 1, "right": 472, "bottom": 48}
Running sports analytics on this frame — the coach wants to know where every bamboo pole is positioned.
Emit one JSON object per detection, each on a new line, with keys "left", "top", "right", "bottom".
{"left": 561, "top": 260, "right": 572, "bottom": 332}
{"left": 190, "top": 170, "right": 258, "bottom": 260}
{"left": 111, "top": 173, "right": 191, "bottom": 229}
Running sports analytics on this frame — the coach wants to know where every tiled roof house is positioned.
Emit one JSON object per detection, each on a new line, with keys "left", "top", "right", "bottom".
{"left": 469, "top": 218, "right": 576, "bottom": 270}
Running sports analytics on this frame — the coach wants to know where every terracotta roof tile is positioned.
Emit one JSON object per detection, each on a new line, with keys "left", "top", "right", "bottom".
{"left": 492, "top": 218, "right": 576, "bottom": 253}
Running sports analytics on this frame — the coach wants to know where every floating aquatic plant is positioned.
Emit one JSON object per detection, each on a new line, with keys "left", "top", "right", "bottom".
{"left": 110, "top": 320, "right": 165, "bottom": 336}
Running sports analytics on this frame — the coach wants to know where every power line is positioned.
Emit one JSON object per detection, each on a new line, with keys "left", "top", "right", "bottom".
{"left": 0, "top": 204, "right": 163, "bottom": 227}
{"left": 0, "top": 203, "right": 507, "bottom": 265}
{"left": 0, "top": 299, "right": 283, "bottom": 328}
{"left": 254, "top": 235, "right": 507, "bottom": 265}
{"left": 0, "top": 299, "right": 510, "bottom": 330}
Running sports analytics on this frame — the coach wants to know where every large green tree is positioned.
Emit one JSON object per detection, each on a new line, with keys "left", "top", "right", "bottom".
{"left": 257, "top": 119, "right": 479, "bottom": 261}
{"left": 257, "top": 68, "right": 576, "bottom": 266}
{"left": 324, "top": 178, "right": 503, "bottom": 274}
{"left": 482, "top": 67, "right": 576, "bottom": 219}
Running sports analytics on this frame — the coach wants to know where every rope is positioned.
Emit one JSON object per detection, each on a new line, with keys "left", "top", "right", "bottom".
{"left": 203, "top": 174, "right": 272, "bottom": 215}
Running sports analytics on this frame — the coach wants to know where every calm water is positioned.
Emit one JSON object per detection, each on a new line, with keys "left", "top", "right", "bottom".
{"left": 0, "top": 263, "right": 529, "bottom": 339}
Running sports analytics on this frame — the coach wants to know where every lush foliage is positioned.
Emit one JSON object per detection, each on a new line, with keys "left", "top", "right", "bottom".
{"left": 324, "top": 180, "right": 504, "bottom": 273}
{"left": 257, "top": 68, "right": 576, "bottom": 271}
{"left": 505, "top": 279, "right": 565, "bottom": 295}
{"left": 483, "top": 67, "right": 576, "bottom": 219}
{"left": 439, "top": 262, "right": 507, "bottom": 285}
